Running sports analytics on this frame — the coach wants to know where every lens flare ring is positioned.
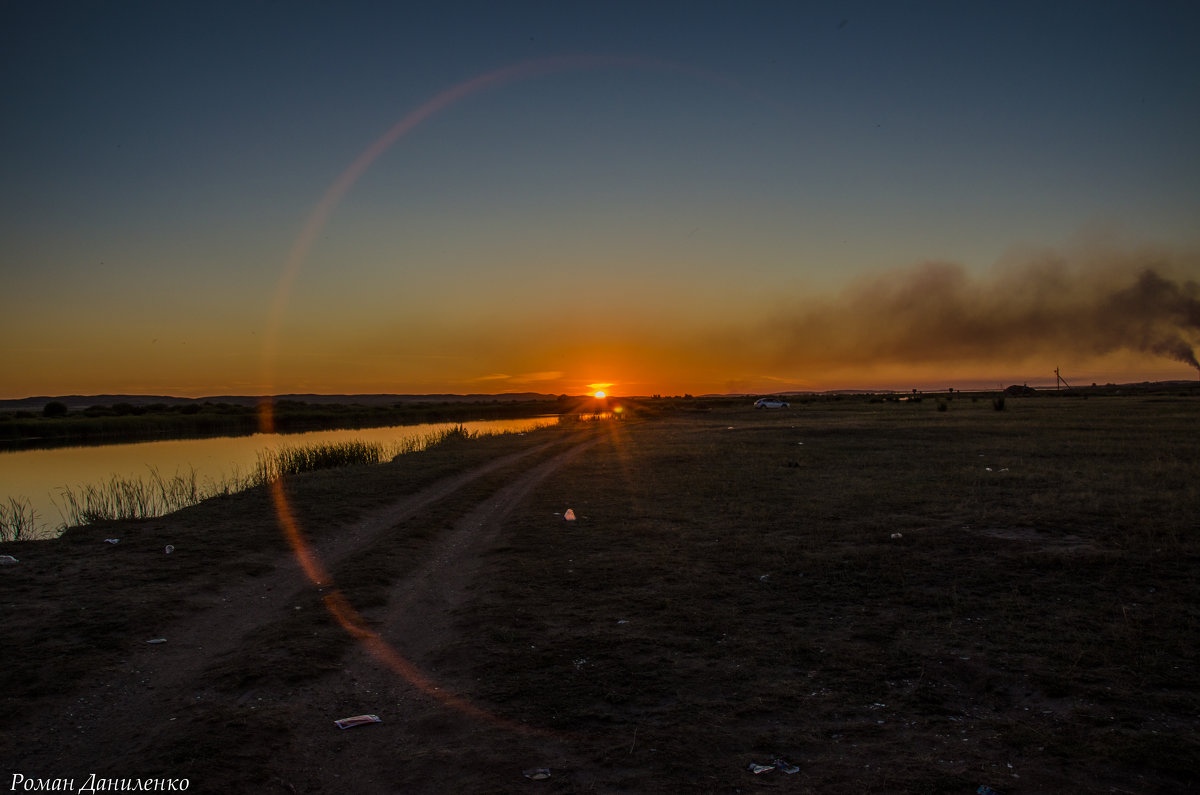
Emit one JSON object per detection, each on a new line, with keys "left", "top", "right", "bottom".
{"left": 259, "top": 54, "right": 754, "bottom": 733}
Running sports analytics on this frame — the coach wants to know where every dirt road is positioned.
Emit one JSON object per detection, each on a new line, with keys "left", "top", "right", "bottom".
{"left": 7, "top": 433, "right": 600, "bottom": 793}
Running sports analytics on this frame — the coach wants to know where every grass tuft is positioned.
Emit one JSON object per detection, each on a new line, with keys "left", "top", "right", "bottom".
{"left": 252, "top": 440, "right": 385, "bottom": 484}
{"left": 55, "top": 467, "right": 220, "bottom": 526}
{"left": 50, "top": 424, "right": 493, "bottom": 528}
{"left": 0, "top": 496, "right": 40, "bottom": 541}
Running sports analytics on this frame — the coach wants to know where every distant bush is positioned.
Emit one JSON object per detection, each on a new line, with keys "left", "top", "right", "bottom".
{"left": 993, "top": 396, "right": 1007, "bottom": 411}
{"left": 42, "top": 401, "right": 68, "bottom": 418}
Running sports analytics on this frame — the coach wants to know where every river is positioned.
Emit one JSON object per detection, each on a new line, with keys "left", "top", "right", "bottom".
{"left": 0, "top": 417, "right": 558, "bottom": 539}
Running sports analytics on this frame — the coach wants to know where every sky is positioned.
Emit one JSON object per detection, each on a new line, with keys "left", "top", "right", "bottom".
{"left": 2, "top": 0, "right": 1199, "bottom": 398}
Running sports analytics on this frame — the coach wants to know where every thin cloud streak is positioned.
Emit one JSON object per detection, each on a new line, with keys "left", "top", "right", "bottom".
{"left": 470, "top": 371, "right": 565, "bottom": 385}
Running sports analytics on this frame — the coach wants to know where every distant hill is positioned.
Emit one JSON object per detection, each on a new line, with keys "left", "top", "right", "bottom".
{"left": 0, "top": 393, "right": 562, "bottom": 411}
{"left": 4, "top": 380, "right": 1197, "bottom": 412}
{"left": 703, "top": 379, "right": 1200, "bottom": 398}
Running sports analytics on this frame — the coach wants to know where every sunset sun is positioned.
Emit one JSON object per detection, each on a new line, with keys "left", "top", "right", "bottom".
{"left": 593, "top": 390, "right": 606, "bottom": 399}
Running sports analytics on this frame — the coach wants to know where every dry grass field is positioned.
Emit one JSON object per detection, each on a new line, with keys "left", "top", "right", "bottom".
{"left": 2, "top": 395, "right": 1197, "bottom": 793}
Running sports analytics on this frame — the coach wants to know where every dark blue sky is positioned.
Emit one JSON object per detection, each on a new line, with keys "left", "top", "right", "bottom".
{"left": 3, "top": 1, "right": 1199, "bottom": 395}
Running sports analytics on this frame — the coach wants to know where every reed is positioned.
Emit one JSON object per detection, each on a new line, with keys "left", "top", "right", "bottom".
{"left": 55, "top": 466, "right": 229, "bottom": 527}
{"left": 251, "top": 440, "right": 386, "bottom": 484}
{"left": 382, "top": 423, "right": 478, "bottom": 458}
{"left": 50, "top": 425, "right": 492, "bottom": 528}
{"left": 0, "top": 496, "right": 39, "bottom": 541}
{"left": 422, "top": 423, "right": 477, "bottom": 446}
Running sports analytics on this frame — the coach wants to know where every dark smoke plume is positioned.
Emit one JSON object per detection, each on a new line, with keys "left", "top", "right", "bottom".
{"left": 769, "top": 248, "right": 1200, "bottom": 373}
{"left": 1102, "top": 269, "right": 1200, "bottom": 370}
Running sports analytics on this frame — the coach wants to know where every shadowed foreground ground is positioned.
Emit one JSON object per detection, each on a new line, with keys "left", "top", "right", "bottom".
{"left": 3, "top": 398, "right": 1198, "bottom": 793}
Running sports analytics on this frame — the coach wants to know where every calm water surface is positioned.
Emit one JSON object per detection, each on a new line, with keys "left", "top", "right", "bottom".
{"left": 0, "top": 417, "right": 557, "bottom": 537}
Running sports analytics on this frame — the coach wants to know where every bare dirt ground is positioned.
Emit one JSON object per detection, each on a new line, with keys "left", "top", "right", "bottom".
{"left": 4, "top": 431, "right": 600, "bottom": 793}
{"left": 4, "top": 400, "right": 1199, "bottom": 794}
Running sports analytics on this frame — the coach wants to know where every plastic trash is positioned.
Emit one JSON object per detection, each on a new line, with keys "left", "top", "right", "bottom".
{"left": 747, "top": 762, "right": 775, "bottom": 774}
{"left": 164, "top": 545, "right": 174, "bottom": 554}
{"left": 522, "top": 768, "right": 551, "bottom": 780}
{"left": 104, "top": 538, "right": 119, "bottom": 544}
{"left": 146, "top": 638, "right": 167, "bottom": 644}
{"left": 563, "top": 509, "right": 576, "bottom": 521}
{"left": 773, "top": 757, "right": 800, "bottom": 774}
{"left": 0, "top": 554, "right": 18, "bottom": 565}
{"left": 890, "top": 533, "right": 903, "bottom": 539}
{"left": 977, "top": 787, "right": 1003, "bottom": 795}
{"left": 334, "top": 714, "right": 381, "bottom": 729}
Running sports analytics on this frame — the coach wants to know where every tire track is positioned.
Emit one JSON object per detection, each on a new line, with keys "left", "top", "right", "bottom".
{"left": 280, "top": 436, "right": 604, "bottom": 792}
{"left": 23, "top": 433, "right": 589, "bottom": 778}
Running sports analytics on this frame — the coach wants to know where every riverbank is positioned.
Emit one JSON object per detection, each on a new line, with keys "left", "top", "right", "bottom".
{"left": 0, "top": 417, "right": 561, "bottom": 541}
{"left": 2, "top": 398, "right": 1197, "bottom": 791}
{"left": 0, "top": 396, "right": 579, "bottom": 449}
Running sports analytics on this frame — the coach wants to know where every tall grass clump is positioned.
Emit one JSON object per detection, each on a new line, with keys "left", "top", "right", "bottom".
{"left": 386, "top": 424, "right": 480, "bottom": 459}
{"left": 54, "top": 425, "right": 494, "bottom": 528}
{"left": 557, "top": 412, "right": 618, "bottom": 424}
{"left": 56, "top": 467, "right": 223, "bottom": 527}
{"left": 0, "top": 496, "right": 39, "bottom": 541}
{"left": 252, "top": 440, "right": 386, "bottom": 484}
{"left": 424, "top": 423, "right": 477, "bottom": 446}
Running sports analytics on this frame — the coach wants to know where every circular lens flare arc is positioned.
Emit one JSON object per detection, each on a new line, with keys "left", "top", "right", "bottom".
{"left": 269, "top": 473, "right": 545, "bottom": 734}
{"left": 259, "top": 54, "right": 698, "bottom": 389}
{"left": 258, "top": 53, "right": 748, "bottom": 735}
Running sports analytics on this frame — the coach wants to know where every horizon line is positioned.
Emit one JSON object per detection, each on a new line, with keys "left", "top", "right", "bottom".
{"left": 4, "top": 378, "right": 1199, "bottom": 405}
